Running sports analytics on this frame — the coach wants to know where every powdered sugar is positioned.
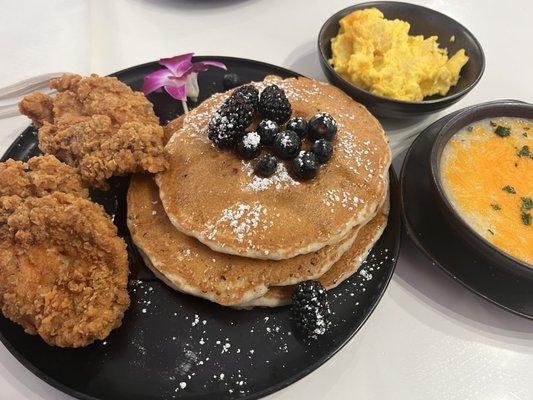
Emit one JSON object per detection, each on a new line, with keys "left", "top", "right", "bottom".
{"left": 323, "top": 189, "right": 363, "bottom": 211}
{"left": 206, "top": 202, "right": 268, "bottom": 243}
{"left": 242, "top": 131, "right": 260, "bottom": 148}
{"left": 242, "top": 160, "right": 300, "bottom": 192}
{"left": 280, "top": 135, "right": 293, "bottom": 147}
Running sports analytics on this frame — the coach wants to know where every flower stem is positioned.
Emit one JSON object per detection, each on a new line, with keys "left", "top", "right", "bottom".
{"left": 181, "top": 100, "right": 189, "bottom": 113}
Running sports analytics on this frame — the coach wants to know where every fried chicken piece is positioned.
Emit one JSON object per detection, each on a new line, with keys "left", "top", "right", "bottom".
{"left": 0, "top": 193, "right": 129, "bottom": 347}
{"left": 0, "top": 155, "right": 129, "bottom": 347}
{"left": 39, "top": 115, "right": 167, "bottom": 187}
{"left": 18, "top": 92, "right": 54, "bottom": 125}
{"left": 0, "top": 155, "right": 88, "bottom": 199}
{"left": 18, "top": 74, "right": 168, "bottom": 189}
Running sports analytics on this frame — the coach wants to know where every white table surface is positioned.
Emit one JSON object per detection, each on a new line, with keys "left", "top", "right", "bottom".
{"left": 1, "top": 0, "right": 532, "bottom": 399}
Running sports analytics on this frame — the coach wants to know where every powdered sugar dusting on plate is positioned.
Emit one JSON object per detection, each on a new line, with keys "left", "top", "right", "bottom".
{"left": 120, "top": 242, "right": 395, "bottom": 398}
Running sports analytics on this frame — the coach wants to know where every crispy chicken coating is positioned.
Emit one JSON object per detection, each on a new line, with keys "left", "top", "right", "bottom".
{"left": 0, "top": 155, "right": 129, "bottom": 347}
{"left": 0, "top": 193, "right": 130, "bottom": 347}
{"left": 0, "top": 155, "right": 88, "bottom": 199}
{"left": 19, "top": 74, "right": 168, "bottom": 189}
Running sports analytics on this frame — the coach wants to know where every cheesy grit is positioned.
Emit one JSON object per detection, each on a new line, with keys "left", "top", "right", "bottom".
{"left": 440, "top": 117, "right": 533, "bottom": 265}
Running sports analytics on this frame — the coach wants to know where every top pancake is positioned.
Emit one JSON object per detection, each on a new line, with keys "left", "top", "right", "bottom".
{"left": 157, "top": 75, "right": 390, "bottom": 260}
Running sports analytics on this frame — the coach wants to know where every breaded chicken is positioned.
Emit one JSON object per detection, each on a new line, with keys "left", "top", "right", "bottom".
{"left": 0, "top": 155, "right": 88, "bottom": 199}
{"left": 0, "top": 155, "right": 129, "bottom": 347}
{"left": 19, "top": 74, "right": 168, "bottom": 189}
{"left": 0, "top": 193, "right": 130, "bottom": 347}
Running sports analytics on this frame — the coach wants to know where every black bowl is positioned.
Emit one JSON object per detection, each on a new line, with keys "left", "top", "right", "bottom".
{"left": 318, "top": 1, "right": 485, "bottom": 118}
{"left": 430, "top": 100, "right": 533, "bottom": 278}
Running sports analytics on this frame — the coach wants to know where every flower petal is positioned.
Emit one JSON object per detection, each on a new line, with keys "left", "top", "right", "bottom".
{"left": 159, "top": 53, "right": 194, "bottom": 75}
{"left": 185, "top": 73, "right": 200, "bottom": 102}
{"left": 142, "top": 68, "right": 173, "bottom": 95}
{"left": 164, "top": 83, "right": 187, "bottom": 101}
{"left": 191, "top": 60, "right": 227, "bottom": 72}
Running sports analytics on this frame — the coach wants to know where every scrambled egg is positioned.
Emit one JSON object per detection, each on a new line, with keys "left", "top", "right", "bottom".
{"left": 330, "top": 8, "right": 469, "bottom": 101}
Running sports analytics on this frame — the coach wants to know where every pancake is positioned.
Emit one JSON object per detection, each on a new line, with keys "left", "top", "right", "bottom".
{"left": 239, "top": 205, "right": 388, "bottom": 308}
{"left": 156, "top": 75, "right": 390, "bottom": 260}
{"left": 163, "top": 114, "right": 184, "bottom": 143}
{"left": 127, "top": 174, "right": 384, "bottom": 306}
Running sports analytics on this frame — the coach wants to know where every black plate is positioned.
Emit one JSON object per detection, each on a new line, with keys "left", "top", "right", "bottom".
{"left": 0, "top": 57, "right": 401, "bottom": 400}
{"left": 401, "top": 103, "right": 533, "bottom": 319}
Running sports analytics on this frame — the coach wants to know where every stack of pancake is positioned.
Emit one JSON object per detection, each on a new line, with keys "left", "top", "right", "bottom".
{"left": 127, "top": 75, "right": 391, "bottom": 307}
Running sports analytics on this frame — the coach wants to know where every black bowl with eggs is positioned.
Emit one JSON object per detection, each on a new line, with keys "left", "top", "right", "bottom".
{"left": 318, "top": 1, "right": 485, "bottom": 118}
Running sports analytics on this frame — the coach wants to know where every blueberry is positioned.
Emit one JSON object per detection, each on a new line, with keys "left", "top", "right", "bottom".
{"left": 310, "top": 139, "right": 333, "bottom": 164}
{"left": 292, "top": 151, "right": 319, "bottom": 180}
{"left": 308, "top": 112, "right": 337, "bottom": 141}
{"left": 286, "top": 117, "right": 308, "bottom": 139}
{"left": 257, "top": 119, "right": 279, "bottom": 146}
{"left": 235, "top": 131, "right": 261, "bottom": 160}
{"left": 223, "top": 73, "right": 240, "bottom": 90}
{"left": 273, "top": 130, "right": 301, "bottom": 160}
{"left": 254, "top": 154, "right": 278, "bottom": 177}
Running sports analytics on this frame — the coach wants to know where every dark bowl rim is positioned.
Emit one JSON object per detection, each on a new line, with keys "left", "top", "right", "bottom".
{"left": 317, "top": 1, "right": 486, "bottom": 106}
{"left": 429, "top": 99, "right": 533, "bottom": 271}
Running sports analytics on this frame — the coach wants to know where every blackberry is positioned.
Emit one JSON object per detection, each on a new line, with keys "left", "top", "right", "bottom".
{"left": 220, "top": 95, "right": 254, "bottom": 130}
{"left": 308, "top": 112, "right": 337, "bottom": 141}
{"left": 254, "top": 154, "right": 278, "bottom": 177}
{"left": 290, "top": 280, "right": 331, "bottom": 339}
{"left": 257, "top": 119, "right": 279, "bottom": 146}
{"left": 258, "top": 84, "right": 292, "bottom": 124}
{"left": 235, "top": 131, "right": 262, "bottom": 160}
{"left": 223, "top": 73, "right": 240, "bottom": 90}
{"left": 207, "top": 114, "right": 241, "bottom": 149}
{"left": 310, "top": 139, "right": 333, "bottom": 164}
{"left": 233, "top": 85, "right": 259, "bottom": 111}
{"left": 207, "top": 95, "right": 254, "bottom": 148}
{"left": 292, "top": 151, "right": 319, "bottom": 180}
{"left": 286, "top": 117, "right": 308, "bottom": 139}
{"left": 273, "top": 130, "right": 301, "bottom": 160}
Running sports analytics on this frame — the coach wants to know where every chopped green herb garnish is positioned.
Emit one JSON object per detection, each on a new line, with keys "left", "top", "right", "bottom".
{"left": 518, "top": 145, "right": 533, "bottom": 159}
{"left": 489, "top": 121, "right": 497, "bottom": 127}
{"left": 490, "top": 203, "right": 501, "bottom": 211}
{"left": 521, "top": 197, "right": 533, "bottom": 211}
{"left": 488, "top": 229, "right": 495, "bottom": 235}
{"left": 494, "top": 125, "right": 511, "bottom": 137}
{"left": 524, "top": 127, "right": 530, "bottom": 130}
{"left": 521, "top": 212, "right": 531, "bottom": 226}
{"left": 467, "top": 126, "right": 473, "bottom": 132}
{"left": 524, "top": 132, "right": 529, "bottom": 137}
{"left": 502, "top": 185, "right": 516, "bottom": 194}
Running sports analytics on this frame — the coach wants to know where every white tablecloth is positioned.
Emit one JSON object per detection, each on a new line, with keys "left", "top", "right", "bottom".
{"left": 0, "top": 0, "right": 532, "bottom": 399}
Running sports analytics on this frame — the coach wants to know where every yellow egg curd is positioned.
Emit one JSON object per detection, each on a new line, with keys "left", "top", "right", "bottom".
{"left": 440, "top": 117, "right": 533, "bottom": 265}
{"left": 329, "top": 8, "right": 469, "bottom": 101}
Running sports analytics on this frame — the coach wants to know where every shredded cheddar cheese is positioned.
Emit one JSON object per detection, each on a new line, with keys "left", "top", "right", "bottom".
{"left": 441, "top": 117, "right": 533, "bottom": 265}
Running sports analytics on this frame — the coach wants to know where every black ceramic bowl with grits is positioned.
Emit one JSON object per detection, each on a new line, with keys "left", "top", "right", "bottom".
{"left": 430, "top": 100, "right": 533, "bottom": 278}
{"left": 318, "top": 1, "right": 485, "bottom": 118}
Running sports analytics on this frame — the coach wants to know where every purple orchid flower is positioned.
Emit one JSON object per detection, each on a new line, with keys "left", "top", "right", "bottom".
{"left": 142, "top": 53, "right": 226, "bottom": 112}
